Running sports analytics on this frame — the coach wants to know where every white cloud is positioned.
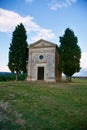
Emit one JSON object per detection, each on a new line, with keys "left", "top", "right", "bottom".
{"left": 49, "top": 0, "right": 77, "bottom": 10}
{"left": 49, "top": 0, "right": 67, "bottom": 10}
{"left": 0, "top": 8, "right": 55, "bottom": 42}
{"left": 30, "top": 28, "right": 55, "bottom": 42}
{"left": 66, "top": 0, "right": 77, "bottom": 5}
{"left": 80, "top": 52, "right": 87, "bottom": 70}
{"left": 0, "top": 65, "right": 10, "bottom": 72}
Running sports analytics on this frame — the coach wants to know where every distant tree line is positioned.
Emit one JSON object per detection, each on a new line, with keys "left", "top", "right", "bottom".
{"left": 0, "top": 73, "right": 26, "bottom": 81}
{"left": 8, "top": 23, "right": 81, "bottom": 82}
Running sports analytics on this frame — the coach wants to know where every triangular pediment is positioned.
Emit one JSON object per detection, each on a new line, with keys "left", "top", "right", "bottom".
{"left": 29, "top": 39, "right": 56, "bottom": 48}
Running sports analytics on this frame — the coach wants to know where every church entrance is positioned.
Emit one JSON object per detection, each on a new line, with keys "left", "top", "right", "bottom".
{"left": 38, "top": 67, "right": 44, "bottom": 80}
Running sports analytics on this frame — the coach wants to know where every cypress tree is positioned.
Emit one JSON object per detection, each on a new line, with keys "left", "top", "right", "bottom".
{"left": 8, "top": 23, "right": 28, "bottom": 80}
{"left": 59, "top": 28, "right": 81, "bottom": 82}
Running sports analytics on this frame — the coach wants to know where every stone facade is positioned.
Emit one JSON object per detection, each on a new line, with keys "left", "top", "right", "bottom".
{"left": 27, "top": 39, "right": 61, "bottom": 82}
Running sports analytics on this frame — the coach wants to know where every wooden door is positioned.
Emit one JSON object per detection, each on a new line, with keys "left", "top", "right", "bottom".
{"left": 38, "top": 67, "right": 44, "bottom": 80}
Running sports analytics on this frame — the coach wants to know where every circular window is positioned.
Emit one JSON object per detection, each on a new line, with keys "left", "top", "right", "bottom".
{"left": 39, "top": 55, "right": 44, "bottom": 60}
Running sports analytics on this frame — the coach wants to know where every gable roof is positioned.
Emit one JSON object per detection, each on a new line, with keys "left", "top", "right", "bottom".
{"left": 29, "top": 39, "right": 57, "bottom": 48}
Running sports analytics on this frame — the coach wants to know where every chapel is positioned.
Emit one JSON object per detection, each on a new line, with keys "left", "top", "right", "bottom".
{"left": 27, "top": 39, "right": 61, "bottom": 82}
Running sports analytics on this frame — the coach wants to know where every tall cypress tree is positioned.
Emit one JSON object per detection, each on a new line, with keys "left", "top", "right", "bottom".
{"left": 8, "top": 23, "right": 28, "bottom": 80}
{"left": 59, "top": 28, "right": 81, "bottom": 82}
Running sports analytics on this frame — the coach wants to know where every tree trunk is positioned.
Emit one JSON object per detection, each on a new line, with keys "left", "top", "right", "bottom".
{"left": 16, "top": 71, "right": 18, "bottom": 81}
{"left": 66, "top": 76, "right": 69, "bottom": 82}
{"left": 69, "top": 76, "right": 72, "bottom": 82}
{"left": 66, "top": 76, "right": 72, "bottom": 82}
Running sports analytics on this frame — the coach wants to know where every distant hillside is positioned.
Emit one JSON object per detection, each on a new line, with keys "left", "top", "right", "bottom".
{"left": 0, "top": 72, "right": 11, "bottom": 75}
{"left": 0, "top": 72, "right": 26, "bottom": 81}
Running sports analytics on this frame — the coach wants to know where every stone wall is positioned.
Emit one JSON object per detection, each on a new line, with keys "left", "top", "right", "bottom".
{"left": 27, "top": 47, "right": 56, "bottom": 81}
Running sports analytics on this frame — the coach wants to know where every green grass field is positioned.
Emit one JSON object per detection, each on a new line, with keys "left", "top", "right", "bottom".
{"left": 0, "top": 79, "right": 87, "bottom": 130}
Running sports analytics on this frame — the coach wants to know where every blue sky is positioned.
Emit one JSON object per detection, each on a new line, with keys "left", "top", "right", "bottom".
{"left": 0, "top": 0, "right": 87, "bottom": 76}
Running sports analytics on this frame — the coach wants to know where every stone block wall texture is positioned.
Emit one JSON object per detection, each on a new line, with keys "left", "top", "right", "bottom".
{"left": 27, "top": 39, "right": 61, "bottom": 82}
